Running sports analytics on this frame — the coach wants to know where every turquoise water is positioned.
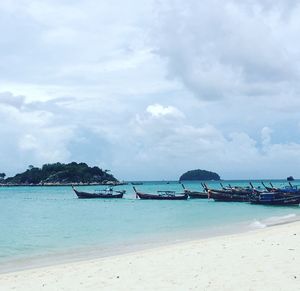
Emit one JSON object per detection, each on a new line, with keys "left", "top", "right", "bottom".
{"left": 0, "top": 180, "right": 299, "bottom": 267}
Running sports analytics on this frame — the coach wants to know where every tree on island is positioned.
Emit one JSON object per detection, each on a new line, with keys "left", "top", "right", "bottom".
{"left": 3, "top": 162, "right": 118, "bottom": 185}
{"left": 179, "top": 169, "right": 220, "bottom": 181}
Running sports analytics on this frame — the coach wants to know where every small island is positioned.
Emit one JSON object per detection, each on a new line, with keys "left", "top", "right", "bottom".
{"left": 0, "top": 162, "right": 121, "bottom": 186}
{"left": 179, "top": 169, "right": 220, "bottom": 181}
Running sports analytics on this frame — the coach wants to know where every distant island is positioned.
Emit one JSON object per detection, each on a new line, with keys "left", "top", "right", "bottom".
{"left": 179, "top": 169, "right": 220, "bottom": 181}
{"left": 0, "top": 162, "right": 121, "bottom": 186}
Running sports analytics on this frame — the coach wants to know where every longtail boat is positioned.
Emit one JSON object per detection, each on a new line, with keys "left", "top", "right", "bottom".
{"left": 181, "top": 184, "right": 208, "bottom": 199}
{"left": 278, "top": 182, "right": 300, "bottom": 193}
{"left": 72, "top": 186, "right": 125, "bottom": 199}
{"left": 261, "top": 181, "right": 278, "bottom": 192}
{"left": 249, "top": 192, "right": 300, "bottom": 206}
{"left": 208, "top": 190, "right": 250, "bottom": 202}
{"left": 261, "top": 181, "right": 300, "bottom": 194}
{"left": 205, "top": 183, "right": 250, "bottom": 202}
{"left": 133, "top": 187, "right": 188, "bottom": 200}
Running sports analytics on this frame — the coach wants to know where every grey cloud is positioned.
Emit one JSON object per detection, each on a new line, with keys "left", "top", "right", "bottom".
{"left": 0, "top": 92, "right": 25, "bottom": 109}
{"left": 1, "top": 1, "right": 300, "bottom": 179}
{"left": 110, "top": 104, "right": 300, "bottom": 180}
{"left": 0, "top": 91, "right": 75, "bottom": 175}
{"left": 153, "top": 0, "right": 300, "bottom": 100}
{"left": 0, "top": 91, "right": 76, "bottom": 117}
{"left": 0, "top": 0, "right": 156, "bottom": 85}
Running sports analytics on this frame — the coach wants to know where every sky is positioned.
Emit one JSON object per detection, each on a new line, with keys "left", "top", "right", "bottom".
{"left": 1, "top": 0, "right": 300, "bottom": 180}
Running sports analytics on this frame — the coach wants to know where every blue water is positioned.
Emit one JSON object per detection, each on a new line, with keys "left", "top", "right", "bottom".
{"left": 0, "top": 180, "right": 299, "bottom": 267}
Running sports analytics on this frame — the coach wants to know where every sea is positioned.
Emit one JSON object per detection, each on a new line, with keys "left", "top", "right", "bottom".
{"left": 0, "top": 180, "right": 299, "bottom": 272}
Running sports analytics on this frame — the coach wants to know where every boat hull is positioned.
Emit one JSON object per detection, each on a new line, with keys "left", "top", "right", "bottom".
{"left": 73, "top": 189, "right": 124, "bottom": 199}
{"left": 250, "top": 199, "right": 300, "bottom": 205}
{"left": 208, "top": 190, "right": 249, "bottom": 202}
{"left": 186, "top": 191, "right": 208, "bottom": 199}
{"left": 249, "top": 193, "right": 300, "bottom": 205}
{"left": 136, "top": 192, "right": 188, "bottom": 200}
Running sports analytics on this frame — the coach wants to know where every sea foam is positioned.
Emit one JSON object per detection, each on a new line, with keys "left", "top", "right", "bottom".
{"left": 263, "top": 213, "right": 297, "bottom": 226}
{"left": 250, "top": 213, "right": 298, "bottom": 229}
{"left": 249, "top": 220, "right": 267, "bottom": 229}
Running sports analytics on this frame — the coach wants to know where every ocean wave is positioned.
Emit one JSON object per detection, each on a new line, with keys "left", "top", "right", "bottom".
{"left": 263, "top": 213, "right": 297, "bottom": 226}
{"left": 250, "top": 213, "right": 299, "bottom": 229}
{"left": 249, "top": 220, "right": 267, "bottom": 229}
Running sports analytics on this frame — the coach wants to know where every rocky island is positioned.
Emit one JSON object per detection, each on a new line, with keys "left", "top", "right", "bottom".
{"left": 0, "top": 162, "right": 121, "bottom": 186}
{"left": 179, "top": 169, "right": 220, "bottom": 181}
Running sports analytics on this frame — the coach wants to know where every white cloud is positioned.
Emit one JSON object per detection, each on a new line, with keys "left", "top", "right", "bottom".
{"left": 261, "top": 126, "right": 273, "bottom": 149}
{"left": 108, "top": 105, "right": 300, "bottom": 180}
{"left": 0, "top": 92, "right": 25, "bottom": 109}
{"left": 0, "top": 92, "right": 74, "bottom": 175}
{"left": 153, "top": 0, "right": 300, "bottom": 100}
{"left": 0, "top": 1, "right": 300, "bottom": 180}
{"left": 146, "top": 104, "right": 184, "bottom": 118}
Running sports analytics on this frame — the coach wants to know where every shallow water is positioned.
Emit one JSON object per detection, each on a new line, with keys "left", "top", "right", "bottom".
{"left": 0, "top": 180, "right": 299, "bottom": 266}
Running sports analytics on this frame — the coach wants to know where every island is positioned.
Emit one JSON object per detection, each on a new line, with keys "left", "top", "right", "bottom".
{"left": 0, "top": 162, "right": 122, "bottom": 186}
{"left": 179, "top": 169, "right": 220, "bottom": 181}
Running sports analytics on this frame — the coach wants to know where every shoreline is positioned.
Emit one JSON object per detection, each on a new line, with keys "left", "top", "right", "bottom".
{"left": 0, "top": 221, "right": 249, "bottom": 274}
{"left": 0, "top": 221, "right": 299, "bottom": 290}
{"left": 1, "top": 217, "right": 299, "bottom": 274}
{"left": 0, "top": 178, "right": 297, "bottom": 187}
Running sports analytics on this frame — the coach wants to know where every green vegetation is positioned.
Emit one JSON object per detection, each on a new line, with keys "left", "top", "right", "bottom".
{"left": 179, "top": 169, "right": 220, "bottom": 181}
{"left": 2, "top": 162, "right": 118, "bottom": 185}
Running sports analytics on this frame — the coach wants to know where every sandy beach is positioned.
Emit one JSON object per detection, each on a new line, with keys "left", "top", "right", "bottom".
{"left": 0, "top": 222, "right": 299, "bottom": 291}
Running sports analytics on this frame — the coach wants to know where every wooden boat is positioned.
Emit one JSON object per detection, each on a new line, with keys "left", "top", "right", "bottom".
{"left": 181, "top": 184, "right": 208, "bottom": 199}
{"left": 203, "top": 183, "right": 251, "bottom": 202}
{"left": 261, "top": 181, "right": 278, "bottom": 192}
{"left": 220, "top": 183, "right": 252, "bottom": 192}
{"left": 72, "top": 186, "right": 125, "bottom": 199}
{"left": 133, "top": 187, "right": 188, "bottom": 200}
{"left": 208, "top": 190, "right": 250, "bottom": 202}
{"left": 249, "top": 192, "right": 300, "bottom": 205}
{"left": 281, "top": 182, "right": 300, "bottom": 193}
{"left": 186, "top": 191, "right": 208, "bottom": 199}
{"left": 261, "top": 181, "right": 300, "bottom": 194}
{"left": 219, "top": 182, "right": 233, "bottom": 191}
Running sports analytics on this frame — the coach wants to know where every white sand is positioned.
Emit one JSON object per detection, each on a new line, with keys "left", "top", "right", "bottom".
{"left": 0, "top": 222, "right": 299, "bottom": 291}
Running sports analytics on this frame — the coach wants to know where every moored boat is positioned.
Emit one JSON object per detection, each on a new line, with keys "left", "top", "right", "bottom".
{"left": 261, "top": 181, "right": 278, "bottom": 192}
{"left": 261, "top": 181, "right": 300, "bottom": 194}
{"left": 181, "top": 184, "right": 208, "bottom": 199}
{"left": 133, "top": 187, "right": 188, "bottom": 200}
{"left": 187, "top": 191, "right": 208, "bottom": 199}
{"left": 72, "top": 186, "right": 125, "bottom": 199}
{"left": 204, "top": 183, "right": 251, "bottom": 202}
{"left": 208, "top": 190, "right": 250, "bottom": 202}
{"left": 249, "top": 191, "right": 300, "bottom": 206}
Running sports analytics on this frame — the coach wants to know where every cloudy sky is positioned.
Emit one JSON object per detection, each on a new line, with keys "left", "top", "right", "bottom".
{"left": 1, "top": 0, "right": 300, "bottom": 180}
